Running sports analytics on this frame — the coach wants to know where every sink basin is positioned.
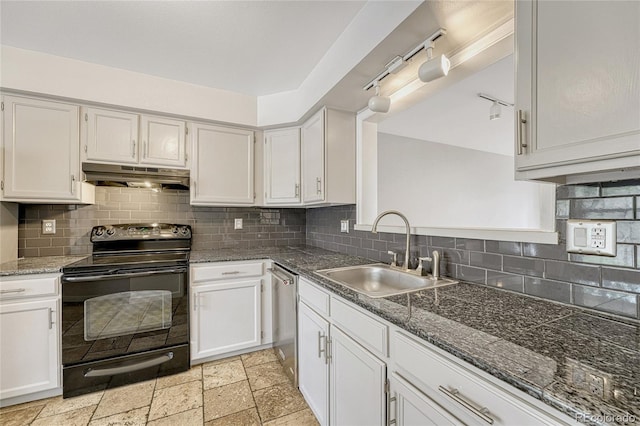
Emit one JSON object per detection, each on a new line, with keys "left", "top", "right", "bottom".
{"left": 314, "top": 264, "right": 458, "bottom": 298}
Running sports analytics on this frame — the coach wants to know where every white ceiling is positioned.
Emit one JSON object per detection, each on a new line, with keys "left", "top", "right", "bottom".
{"left": 0, "top": 0, "right": 366, "bottom": 96}
{"left": 377, "top": 54, "right": 515, "bottom": 156}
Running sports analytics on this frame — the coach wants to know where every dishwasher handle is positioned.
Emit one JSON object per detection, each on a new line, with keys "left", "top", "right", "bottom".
{"left": 267, "top": 267, "right": 294, "bottom": 286}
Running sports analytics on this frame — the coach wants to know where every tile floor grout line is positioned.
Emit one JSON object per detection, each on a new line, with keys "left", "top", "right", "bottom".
{"left": 241, "top": 350, "right": 263, "bottom": 425}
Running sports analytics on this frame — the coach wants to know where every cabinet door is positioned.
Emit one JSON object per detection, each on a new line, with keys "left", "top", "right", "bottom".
{"left": 330, "top": 326, "right": 386, "bottom": 426}
{"left": 0, "top": 298, "right": 59, "bottom": 399}
{"left": 301, "top": 109, "right": 325, "bottom": 204}
{"left": 190, "top": 123, "right": 254, "bottom": 205}
{"left": 140, "top": 115, "right": 187, "bottom": 168}
{"left": 191, "top": 279, "right": 261, "bottom": 361}
{"left": 390, "top": 373, "right": 462, "bottom": 426}
{"left": 298, "top": 302, "right": 330, "bottom": 426}
{"left": 2, "top": 96, "right": 80, "bottom": 201}
{"left": 84, "top": 107, "right": 139, "bottom": 164}
{"left": 515, "top": 1, "right": 640, "bottom": 173}
{"left": 264, "top": 128, "right": 301, "bottom": 205}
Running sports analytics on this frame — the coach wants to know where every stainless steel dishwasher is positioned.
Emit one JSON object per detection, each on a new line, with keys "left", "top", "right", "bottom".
{"left": 268, "top": 263, "right": 298, "bottom": 386}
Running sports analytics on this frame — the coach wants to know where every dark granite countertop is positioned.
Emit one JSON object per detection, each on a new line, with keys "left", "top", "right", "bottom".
{"left": 192, "top": 246, "right": 640, "bottom": 426}
{"left": 0, "top": 256, "right": 87, "bottom": 277}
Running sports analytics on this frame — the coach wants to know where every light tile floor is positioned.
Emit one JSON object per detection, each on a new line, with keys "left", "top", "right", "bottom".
{"left": 0, "top": 349, "right": 319, "bottom": 426}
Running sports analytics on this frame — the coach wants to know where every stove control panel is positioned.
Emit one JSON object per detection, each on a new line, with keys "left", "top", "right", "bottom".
{"left": 91, "top": 223, "right": 192, "bottom": 241}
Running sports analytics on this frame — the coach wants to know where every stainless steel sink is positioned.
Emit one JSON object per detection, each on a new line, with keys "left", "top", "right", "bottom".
{"left": 314, "top": 264, "right": 458, "bottom": 298}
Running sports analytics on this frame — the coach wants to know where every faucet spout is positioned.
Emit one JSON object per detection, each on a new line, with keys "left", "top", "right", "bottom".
{"left": 371, "top": 210, "right": 411, "bottom": 270}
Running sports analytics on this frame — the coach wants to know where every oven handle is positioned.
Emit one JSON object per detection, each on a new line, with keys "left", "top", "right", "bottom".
{"left": 62, "top": 268, "right": 187, "bottom": 282}
{"left": 84, "top": 352, "right": 174, "bottom": 377}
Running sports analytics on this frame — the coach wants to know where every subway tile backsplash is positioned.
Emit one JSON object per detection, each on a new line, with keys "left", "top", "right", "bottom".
{"left": 17, "top": 179, "right": 640, "bottom": 320}
{"left": 18, "top": 187, "right": 306, "bottom": 256}
{"left": 306, "top": 179, "right": 640, "bottom": 320}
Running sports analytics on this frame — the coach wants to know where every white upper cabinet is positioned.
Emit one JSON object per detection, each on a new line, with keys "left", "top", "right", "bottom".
{"left": 84, "top": 107, "right": 139, "bottom": 165}
{"left": 140, "top": 115, "right": 187, "bottom": 167}
{"left": 190, "top": 123, "right": 255, "bottom": 206}
{"left": 83, "top": 107, "right": 187, "bottom": 168}
{"left": 1, "top": 95, "right": 93, "bottom": 203}
{"left": 302, "top": 110, "right": 325, "bottom": 204}
{"left": 301, "top": 108, "right": 356, "bottom": 205}
{"left": 515, "top": 0, "right": 640, "bottom": 182}
{"left": 264, "top": 128, "right": 301, "bottom": 205}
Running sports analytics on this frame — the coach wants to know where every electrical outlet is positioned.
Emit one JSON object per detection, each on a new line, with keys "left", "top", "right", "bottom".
{"left": 566, "top": 219, "right": 616, "bottom": 256}
{"left": 42, "top": 219, "right": 56, "bottom": 235}
{"left": 340, "top": 220, "right": 349, "bottom": 233}
{"left": 234, "top": 218, "right": 243, "bottom": 230}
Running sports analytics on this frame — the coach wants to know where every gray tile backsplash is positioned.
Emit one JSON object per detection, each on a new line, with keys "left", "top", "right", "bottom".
{"left": 18, "top": 187, "right": 305, "bottom": 256}
{"left": 306, "top": 179, "right": 640, "bottom": 319}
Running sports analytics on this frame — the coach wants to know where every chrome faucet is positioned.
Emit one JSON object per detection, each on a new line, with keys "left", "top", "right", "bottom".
{"left": 371, "top": 210, "right": 411, "bottom": 271}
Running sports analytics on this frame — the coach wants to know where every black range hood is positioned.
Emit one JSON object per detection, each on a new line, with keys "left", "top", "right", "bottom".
{"left": 82, "top": 163, "right": 190, "bottom": 190}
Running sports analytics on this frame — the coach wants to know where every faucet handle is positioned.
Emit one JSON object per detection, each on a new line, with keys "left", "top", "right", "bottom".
{"left": 416, "top": 256, "right": 432, "bottom": 275}
{"left": 387, "top": 251, "right": 398, "bottom": 267}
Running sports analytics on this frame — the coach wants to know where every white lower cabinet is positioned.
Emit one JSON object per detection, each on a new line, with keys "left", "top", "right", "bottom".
{"left": 298, "top": 278, "right": 386, "bottom": 426}
{"left": 190, "top": 261, "right": 269, "bottom": 363}
{"left": 329, "top": 326, "right": 386, "bottom": 426}
{"left": 298, "top": 278, "right": 577, "bottom": 426}
{"left": 389, "top": 372, "right": 462, "bottom": 426}
{"left": 298, "top": 301, "right": 330, "bottom": 425}
{"left": 0, "top": 274, "right": 61, "bottom": 402}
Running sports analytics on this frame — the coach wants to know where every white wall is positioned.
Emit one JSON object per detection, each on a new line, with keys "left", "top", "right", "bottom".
{"left": 377, "top": 132, "right": 554, "bottom": 230}
{"left": 0, "top": 46, "right": 258, "bottom": 127}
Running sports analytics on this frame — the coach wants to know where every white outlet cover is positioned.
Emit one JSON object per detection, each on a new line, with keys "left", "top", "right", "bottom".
{"left": 42, "top": 219, "right": 56, "bottom": 235}
{"left": 566, "top": 219, "right": 616, "bottom": 257}
{"left": 234, "top": 218, "right": 243, "bottom": 230}
{"left": 340, "top": 220, "right": 349, "bottom": 233}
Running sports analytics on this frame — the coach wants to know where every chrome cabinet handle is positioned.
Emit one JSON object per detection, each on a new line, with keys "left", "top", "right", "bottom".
{"left": 316, "top": 177, "right": 322, "bottom": 194}
{"left": 438, "top": 385, "right": 494, "bottom": 424}
{"left": 132, "top": 140, "right": 136, "bottom": 158}
{"left": 221, "top": 271, "right": 241, "bottom": 275}
{"left": 325, "top": 337, "right": 332, "bottom": 364}
{"left": 517, "top": 109, "right": 527, "bottom": 155}
{"left": 143, "top": 140, "right": 147, "bottom": 159}
{"left": 387, "top": 391, "right": 397, "bottom": 426}
{"left": 48, "top": 308, "right": 54, "bottom": 330}
{"left": 318, "top": 331, "right": 326, "bottom": 360}
{"left": 0, "top": 288, "right": 26, "bottom": 294}
{"left": 193, "top": 293, "right": 198, "bottom": 311}
{"left": 295, "top": 183, "right": 300, "bottom": 197}
{"left": 71, "top": 174, "right": 76, "bottom": 195}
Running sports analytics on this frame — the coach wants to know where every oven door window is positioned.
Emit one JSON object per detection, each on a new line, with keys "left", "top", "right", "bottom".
{"left": 84, "top": 290, "right": 172, "bottom": 340}
{"left": 62, "top": 268, "right": 188, "bottom": 366}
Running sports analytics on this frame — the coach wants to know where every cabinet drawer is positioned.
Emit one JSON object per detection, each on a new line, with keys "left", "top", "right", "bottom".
{"left": 0, "top": 274, "right": 59, "bottom": 300}
{"left": 392, "top": 332, "right": 566, "bottom": 425}
{"left": 331, "top": 296, "right": 388, "bottom": 357}
{"left": 191, "top": 261, "right": 264, "bottom": 283}
{"left": 299, "top": 278, "right": 330, "bottom": 317}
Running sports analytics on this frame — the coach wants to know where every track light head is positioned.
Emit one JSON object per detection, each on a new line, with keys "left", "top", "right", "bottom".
{"left": 489, "top": 101, "right": 501, "bottom": 120}
{"left": 418, "top": 53, "right": 450, "bottom": 83}
{"left": 368, "top": 82, "right": 391, "bottom": 113}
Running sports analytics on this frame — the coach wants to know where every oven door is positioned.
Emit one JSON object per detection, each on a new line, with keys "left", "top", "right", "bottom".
{"left": 61, "top": 266, "right": 188, "bottom": 367}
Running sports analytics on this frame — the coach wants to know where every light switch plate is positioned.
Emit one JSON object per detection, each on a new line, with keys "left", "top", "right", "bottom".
{"left": 340, "top": 220, "right": 349, "bottom": 233}
{"left": 234, "top": 218, "right": 243, "bottom": 230}
{"left": 42, "top": 219, "right": 56, "bottom": 235}
{"left": 566, "top": 219, "right": 616, "bottom": 256}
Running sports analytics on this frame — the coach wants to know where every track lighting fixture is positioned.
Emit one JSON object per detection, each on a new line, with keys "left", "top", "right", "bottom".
{"left": 363, "top": 28, "right": 450, "bottom": 111}
{"left": 418, "top": 35, "right": 450, "bottom": 83}
{"left": 478, "top": 93, "right": 513, "bottom": 121}
{"left": 368, "top": 81, "right": 391, "bottom": 113}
